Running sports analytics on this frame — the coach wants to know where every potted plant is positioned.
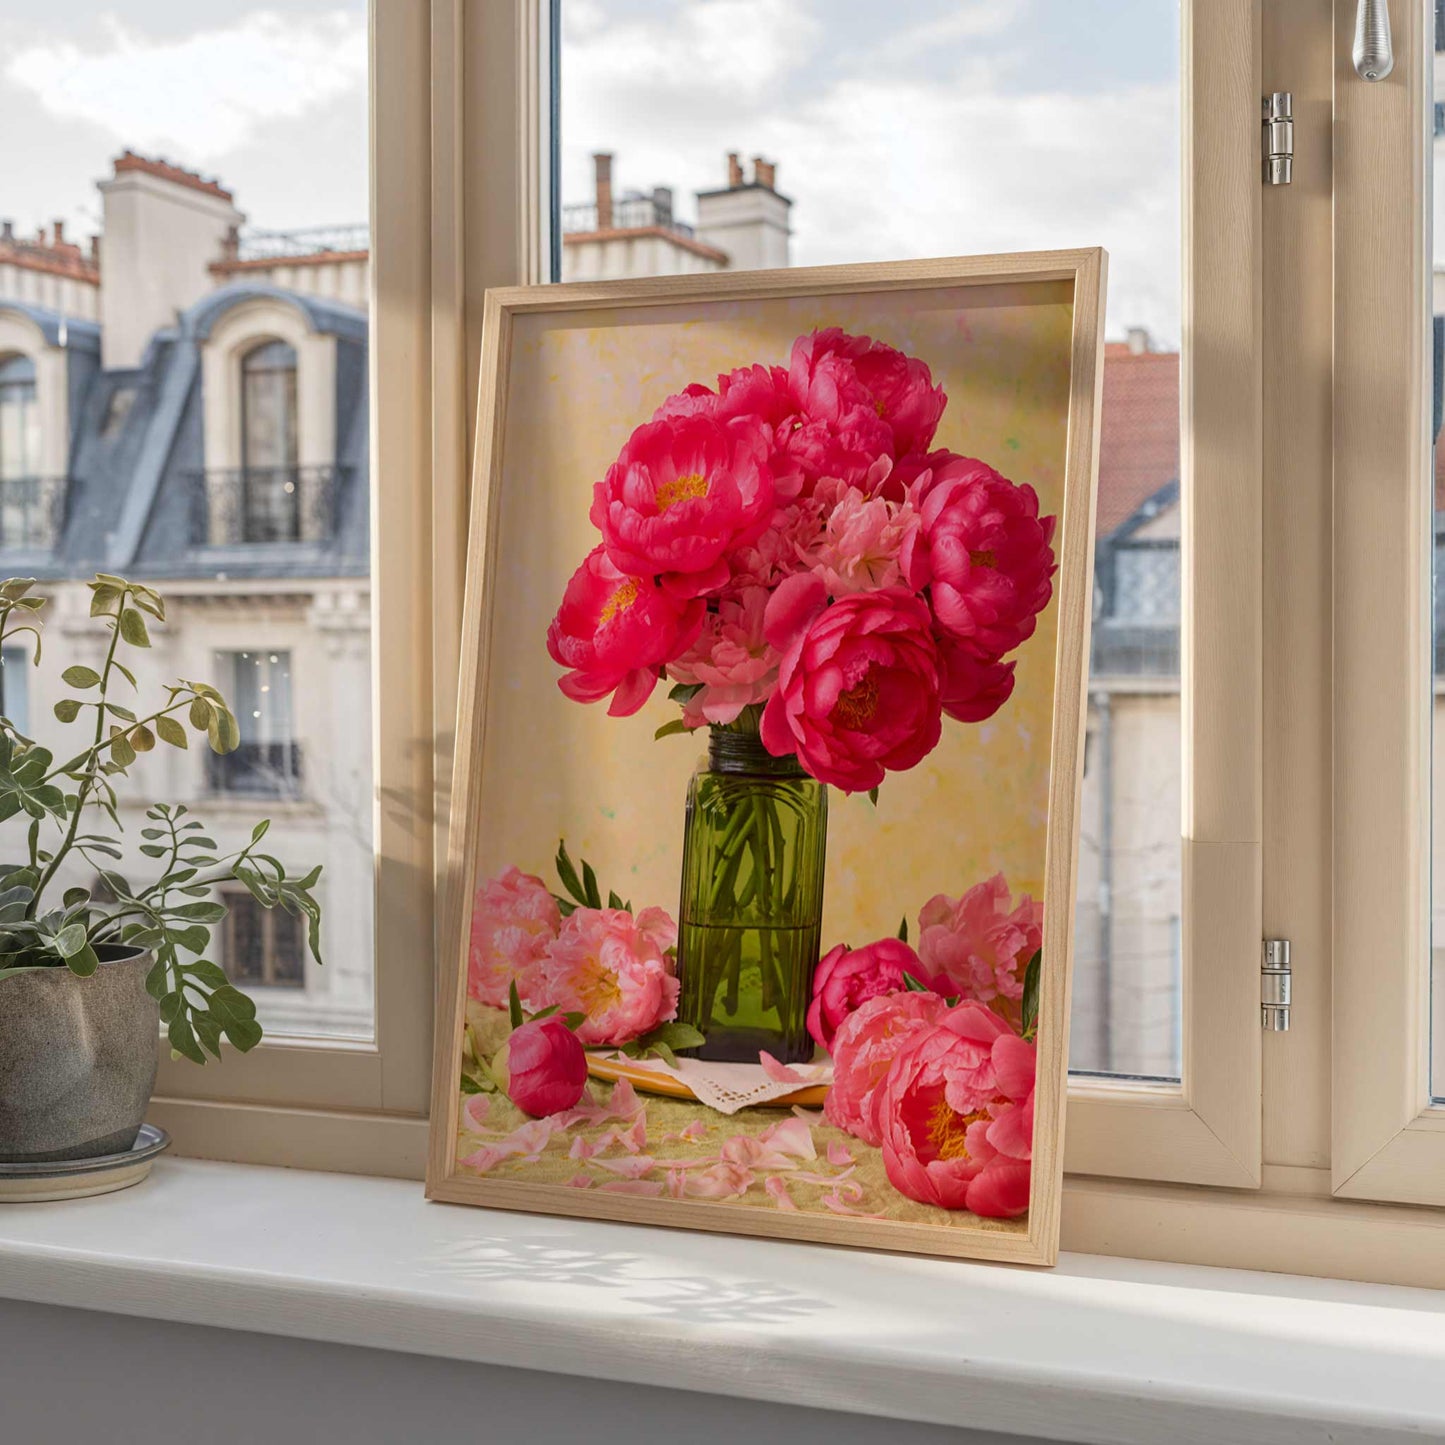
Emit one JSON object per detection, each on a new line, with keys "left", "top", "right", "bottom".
{"left": 0, "top": 575, "right": 323, "bottom": 1164}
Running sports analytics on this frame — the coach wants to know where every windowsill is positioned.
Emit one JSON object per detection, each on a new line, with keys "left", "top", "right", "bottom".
{"left": 1, "top": 1158, "right": 1442, "bottom": 1443}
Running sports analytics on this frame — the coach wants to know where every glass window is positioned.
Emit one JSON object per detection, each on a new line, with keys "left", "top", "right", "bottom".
{"left": 223, "top": 888, "right": 306, "bottom": 988}
{"left": 4, "top": 1, "right": 373, "bottom": 1041}
{"left": 0, "top": 354, "right": 47, "bottom": 547}
{"left": 1, "top": 645, "right": 29, "bottom": 734}
{"left": 557, "top": 0, "right": 1183, "bottom": 1080}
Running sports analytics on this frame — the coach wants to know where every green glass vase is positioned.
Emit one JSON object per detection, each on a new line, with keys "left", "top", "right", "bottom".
{"left": 677, "top": 726, "right": 828, "bottom": 1063}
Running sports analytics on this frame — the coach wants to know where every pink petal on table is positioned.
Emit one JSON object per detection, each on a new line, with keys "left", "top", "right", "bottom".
{"left": 599, "top": 1179, "right": 666, "bottom": 1195}
{"left": 820, "top": 1189, "right": 887, "bottom": 1219}
{"left": 458, "top": 1117, "right": 559, "bottom": 1172}
{"left": 759, "top": 1115, "right": 816, "bottom": 1161}
{"left": 565, "top": 1173, "right": 594, "bottom": 1189}
{"left": 662, "top": 1119, "right": 710, "bottom": 1144}
{"left": 759, "top": 1051, "right": 806, "bottom": 1084}
{"left": 790, "top": 1167, "right": 856, "bottom": 1187}
{"left": 669, "top": 1161, "right": 755, "bottom": 1199}
{"left": 556, "top": 1078, "right": 644, "bottom": 1129}
{"left": 790, "top": 1105, "right": 823, "bottom": 1124}
{"left": 589, "top": 1153, "right": 658, "bottom": 1179}
{"left": 765, "top": 1176, "right": 799, "bottom": 1211}
{"left": 826, "top": 1141, "right": 854, "bottom": 1167}
{"left": 617, "top": 1111, "right": 648, "bottom": 1154}
{"left": 462, "top": 1093, "right": 492, "bottom": 1131}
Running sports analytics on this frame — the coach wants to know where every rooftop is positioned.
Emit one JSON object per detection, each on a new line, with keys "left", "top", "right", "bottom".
{"left": 110, "top": 149, "right": 233, "bottom": 202}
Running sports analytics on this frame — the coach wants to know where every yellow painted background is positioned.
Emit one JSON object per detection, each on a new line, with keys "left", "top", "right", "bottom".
{"left": 476, "top": 281, "right": 1074, "bottom": 945}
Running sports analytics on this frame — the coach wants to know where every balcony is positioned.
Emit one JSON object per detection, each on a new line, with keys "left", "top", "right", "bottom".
{"left": 0, "top": 476, "right": 66, "bottom": 550}
{"left": 188, "top": 466, "right": 340, "bottom": 546}
{"left": 561, "top": 197, "right": 697, "bottom": 239}
{"left": 206, "top": 741, "right": 303, "bottom": 799}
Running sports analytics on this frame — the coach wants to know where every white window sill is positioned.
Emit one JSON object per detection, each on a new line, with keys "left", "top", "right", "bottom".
{"left": 0, "top": 1157, "right": 1441, "bottom": 1445}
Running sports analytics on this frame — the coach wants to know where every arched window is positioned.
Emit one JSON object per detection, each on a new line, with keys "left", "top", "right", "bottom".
{"left": 239, "top": 339, "right": 299, "bottom": 541}
{"left": 0, "top": 354, "right": 41, "bottom": 546}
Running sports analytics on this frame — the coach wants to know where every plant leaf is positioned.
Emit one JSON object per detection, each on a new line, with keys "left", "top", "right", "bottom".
{"left": 118, "top": 607, "right": 150, "bottom": 648}
{"left": 897, "top": 915, "right": 908, "bottom": 944}
{"left": 60, "top": 665, "right": 101, "bottom": 689}
{"left": 1020, "top": 949, "right": 1042, "bottom": 1037}
{"left": 53, "top": 698, "right": 82, "bottom": 723}
{"left": 508, "top": 979, "right": 525, "bottom": 1031}
{"left": 554, "top": 840, "right": 588, "bottom": 908}
{"left": 580, "top": 859, "right": 602, "bottom": 910}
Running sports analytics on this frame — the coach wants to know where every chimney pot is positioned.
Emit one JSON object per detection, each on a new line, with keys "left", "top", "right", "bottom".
{"left": 726, "top": 151, "right": 744, "bottom": 189}
{"left": 1126, "top": 326, "right": 1151, "bottom": 355}
{"left": 53, "top": 219, "right": 65, "bottom": 245}
{"left": 1, "top": 221, "right": 13, "bottom": 244}
{"left": 593, "top": 152, "right": 614, "bottom": 230}
{"left": 752, "top": 156, "right": 776, "bottom": 191}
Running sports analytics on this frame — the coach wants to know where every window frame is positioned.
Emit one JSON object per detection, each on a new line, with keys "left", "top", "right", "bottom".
{"left": 1330, "top": 0, "right": 1445, "bottom": 1204}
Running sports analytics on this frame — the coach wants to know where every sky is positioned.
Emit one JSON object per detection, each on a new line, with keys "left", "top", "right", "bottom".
{"left": 0, "top": 0, "right": 1180, "bottom": 343}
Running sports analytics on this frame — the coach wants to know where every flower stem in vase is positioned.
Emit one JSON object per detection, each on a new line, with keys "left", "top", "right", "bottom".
{"left": 677, "top": 722, "right": 828, "bottom": 1064}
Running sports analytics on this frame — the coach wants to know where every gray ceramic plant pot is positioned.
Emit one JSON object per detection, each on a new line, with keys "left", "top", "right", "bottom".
{"left": 0, "top": 945, "right": 158, "bottom": 1163}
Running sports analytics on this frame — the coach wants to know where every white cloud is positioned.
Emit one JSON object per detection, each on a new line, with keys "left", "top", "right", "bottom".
{"left": 5, "top": 10, "right": 365, "bottom": 160}
{"left": 561, "top": 2, "right": 1180, "bottom": 342}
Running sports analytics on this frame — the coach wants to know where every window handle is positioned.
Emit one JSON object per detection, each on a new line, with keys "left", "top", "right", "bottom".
{"left": 1352, "top": 0, "right": 1394, "bottom": 81}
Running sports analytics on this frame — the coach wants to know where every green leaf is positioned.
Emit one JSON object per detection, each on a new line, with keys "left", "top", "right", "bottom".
{"left": 1020, "top": 949, "right": 1042, "bottom": 1038}
{"left": 183, "top": 959, "right": 230, "bottom": 989}
{"left": 154, "top": 715, "right": 187, "bottom": 749}
{"left": 62, "top": 886, "right": 90, "bottom": 910}
{"left": 208, "top": 984, "right": 262, "bottom": 1052}
{"left": 60, "top": 665, "right": 101, "bottom": 689}
{"left": 169, "top": 901, "right": 227, "bottom": 923}
{"left": 580, "top": 859, "right": 602, "bottom": 910}
{"left": 52, "top": 922, "right": 87, "bottom": 958}
{"left": 109, "top": 731, "right": 136, "bottom": 768}
{"left": 667, "top": 681, "right": 704, "bottom": 704}
{"left": 508, "top": 979, "right": 525, "bottom": 1031}
{"left": 129, "top": 724, "right": 155, "bottom": 753}
{"left": 89, "top": 584, "right": 121, "bottom": 616}
{"left": 640, "top": 1021, "right": 706, "bottom": 1051}
{"left": 897, "top": 915, "right": 909, "bottom": 944}
{"left": 168, "top": 925, "right": 211, "bottom": 956}
{"left": 118, "top": 607, "right": 150, "bottom": 648}
{"left": 607, "top": 889, "right": 626, "bottom": 911}
{"left": 53, "top": 698, "right": 82, "bottom": 723}
{"left": 144, "top": 957, "right": 168, "bottom": 1000}
{"left": 562, "top": 1012, "right": 586, "bottom": 1030}
{"left": 554, "top": 840, "right": 588, "bottom": 908}
{"left": 867, "top": 786, "right": 880, "bottom": 806}
{"left": 250, "top": 819, "right": 270, "bottom": 845}
{"left": 167, "top": 1014, "right": 206, "bottom": 1065}
{"left": 902, "top": 972, "right": 930, "bottom": 994}
{"left": 65, "top": 943, "right": 99, "bottom": 978}
{"left": 105, "top": 703, "right": 136, "bottom": 722}
{"left": 654, "top": 718, "right": 690, "bottom": 741}
{"left": 188, "top": 696, "right": 212, "bottom": 730}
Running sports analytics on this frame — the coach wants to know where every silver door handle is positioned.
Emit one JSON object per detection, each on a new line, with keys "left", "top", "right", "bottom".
{"left": 1353, "top": 0, "right": 1394, "bottom": 81}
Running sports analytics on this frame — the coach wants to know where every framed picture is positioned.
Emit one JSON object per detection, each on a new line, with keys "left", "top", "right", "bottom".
{"left": 428, "top": 251, "right": 1105, "bottom": 1266}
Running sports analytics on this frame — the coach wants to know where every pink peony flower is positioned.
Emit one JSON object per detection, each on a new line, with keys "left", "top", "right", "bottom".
{"left": 906, "top": 452, "right": 1057, "bottom": 659}
{"left": 806, "top": 937, "right": 943, "bottom": 1052}
{"left": 806, "top": 328, "right": 948, "bottom": 457}
{"left": 823, "top": 989, "right": 951, "bottom": 1146}
{"left": 802, "top": 480, "right": 921, "bottom": 597}
{"left": 547, "top": 545, "right": 704, "bottom": 716}
{"left": 591, "top": 414, "right": 775, "bottom": 596}
{"left": 876, "top": 1000, "right": 1031, "bottom": 1216}
{"left": 467, "top": 866, "right": 561, "bottom": 1009}
{"left": 917, "top": 873, "right": 1042, "bottom": 1025}
{"left": 666, "top": 587, "right": 780, "bottom": 726}
{"left": 936, "top": 635, "right": 1016, "bottom": 723}
{"left": 492, "top": 1015, "right": 588, "bottom": 1118}
{"left": 540, "top": 905, "right": 680, "bottom": 1046}
{"left": 783, "top": 332, "right": 898, "bottom": 493}
{"left": 759, "top": 583, "right": 943, "bottom": 793}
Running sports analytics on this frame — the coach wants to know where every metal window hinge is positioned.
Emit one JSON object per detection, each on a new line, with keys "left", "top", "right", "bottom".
{"left": 1263, "top": 93, "right": 1293, "bottom": 186}
{"left": 1262, "top": 939, "right": 1291, "bottom": 1031}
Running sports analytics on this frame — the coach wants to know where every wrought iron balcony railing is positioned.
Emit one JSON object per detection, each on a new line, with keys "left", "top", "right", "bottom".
{"left": 188, "top": 466, "right": 341, "bottom": 546}
{"left": 0, "top": 476, "right": 66, "bottom": 549}
{"left": 206, "top": 741, "right": 303, "bottom": 799}
{"left": 561, "top": 198, "right": 697, "bottom": 238}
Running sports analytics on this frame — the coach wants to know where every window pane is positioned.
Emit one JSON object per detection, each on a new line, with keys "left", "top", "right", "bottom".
{"left": 0, "top": 3, "right": 374, "bottom": 1042}
{"left": 558, "top": 0, "right": 1182, "bottom": 1079}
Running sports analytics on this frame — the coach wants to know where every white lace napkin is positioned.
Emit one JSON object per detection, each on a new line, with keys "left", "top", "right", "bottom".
{"left": 594, "top": 1053, "right": 833, "bottom": 1116}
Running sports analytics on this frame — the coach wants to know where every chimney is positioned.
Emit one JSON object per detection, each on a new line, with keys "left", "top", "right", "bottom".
{"left": 651, "top": 186, "right": 673, "bottom": 227}
{"left": 53, "top": 220, "right": 65, "bottom": 245}
{"left": 593, "top": 153, "right": 613, "bottom": 230}
{"left": 696, "top": 150, "right": 792, "bottom": 272}
{"left": 1126, "top": 326, "right": 1151, "bottom": 355}
{"left": 1, "top": 221, "right": 13, "bottom": 244}
{"left": 97, "top": 150, "right": 243, "bottom": 368}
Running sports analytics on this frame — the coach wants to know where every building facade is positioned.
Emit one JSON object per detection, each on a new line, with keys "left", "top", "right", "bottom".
{"left": 0, "top": 152, "right": 373, "bottom": 1038}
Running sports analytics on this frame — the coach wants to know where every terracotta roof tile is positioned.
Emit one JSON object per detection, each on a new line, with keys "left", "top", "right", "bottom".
{"left": 112, "top": 150, "right": 232, "bottom": 202}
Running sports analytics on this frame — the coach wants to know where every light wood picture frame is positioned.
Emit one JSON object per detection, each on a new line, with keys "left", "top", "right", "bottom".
{"left": 428, "top": 251, "right": 1106, "bottom": 1266}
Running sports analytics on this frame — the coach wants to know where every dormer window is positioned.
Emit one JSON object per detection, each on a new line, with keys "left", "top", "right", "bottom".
{"left": 0, "top": 353, "right": 46, "bottom": 548}
{"left": 240, "top": 339, "right": 300, "bottom": 541}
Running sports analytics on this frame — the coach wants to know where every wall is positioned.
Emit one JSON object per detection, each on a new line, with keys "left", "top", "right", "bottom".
{"left": 0, "top": 1297, "right": 1067, "bottom": 1445}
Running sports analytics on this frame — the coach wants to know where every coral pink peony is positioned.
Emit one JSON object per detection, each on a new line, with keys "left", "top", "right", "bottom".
{"left": 547, "top": 545, "right": 703, "bottom": 716}
{"left": 906, "top": 452, "right": 1057, "bottom": 659}
{"left": 759, "top": 585, "right": 943, "bottom": 792}
{"left": 802, "top": 480, "right": 921, "bottom": 597}
{"left": 467, "top": 866, "right": 561, "bottom": 1009}
{"left": 783, "top": 332, "right": 898, "bottom": 493}
{"left": 806, "top": 328, "right": 948, "bottom": 457}
{"left": 823, "top": 990, "right": 952, "bottom": 1146}
{"left": 876, "top": 1000, "right": 1031, "bottom": 1216}
{"left": 666, "top": 587, "right": 780, "bottom": 726}
{"left": 540, "top": 905, "right": 680, "bottom": 1046}
{"left": 936, "top": 635, "right": 1016, "bottom": 723}
{"left": 806, "top": 937, "right": 943, "bottom": 1053}
{"left": 591, "top": 414, "right": 775, "bottom": 595}
{"left": 492, "top": 1014, "right": 588, "bottom": 1118}
{"left": 917, "top": 873, "right": 1042, "bottom": 1024}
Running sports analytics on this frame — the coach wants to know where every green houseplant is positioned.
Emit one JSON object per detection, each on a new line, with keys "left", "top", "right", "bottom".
{"left": 0, "top": 575, "right": 323, "bottom": 1163}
